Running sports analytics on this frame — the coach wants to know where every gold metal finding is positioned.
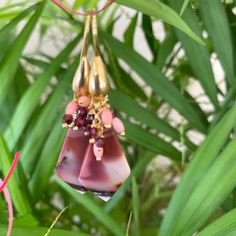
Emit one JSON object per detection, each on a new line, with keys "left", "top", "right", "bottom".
{"left": 72, "top": 15, "right": 91, "bottom": 95}
{"left": 88, "top": 14, "right": 110, "bottom": 96}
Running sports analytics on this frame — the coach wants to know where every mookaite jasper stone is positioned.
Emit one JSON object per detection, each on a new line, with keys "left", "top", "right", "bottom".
{"left": 56, "top": 129, "right": 89, "bottom": 193}
{"left": 79, "top": 130, "right": 131, "bottom": 201}
{"left": 56, "top": 129, "right": 130, "bottom": 201}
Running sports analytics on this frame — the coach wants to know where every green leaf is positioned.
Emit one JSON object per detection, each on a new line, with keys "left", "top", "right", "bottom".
{"left": 0, "top": 3, "right": 37, "bottom": 41}
{"left": 172, "top": 138, "right": 236, "bottom": 235}
{"left": 142, "top": 14, "right": 159, "bottom": 59}
{"left": 0, "top": 1, "right": 45, "bottom": 104}
{"left": 4, "top": 34, "right": 81, "bottom": 151}
{"left": 29, "top": 120, "right": 66, "bottom": 201}
{"left": 105, "top": 44, "right": 147, "bottom": 101}
{"left": 55, "top": 177, "right": 125, "bottom": 236}
{"left": 0, "top": 133, "right": 32, "bottom": 215}
{"left": 132, "top": 177, "right": 140, "bottom": 236}
{"left": 199, "top": 0, "right": 234, "bottom": 86}
{"left": 116, "top": 0, "right": 204, "bottom": 45}
{"left": 109, "top": 90, "right": 195, "bottom": 150}
{"left": 103, "top": 34, "right": 208, "bottom": 133}
{"left": 199, "top": 208, "right": 236, "bottom": 236}
{"left": 167, "top": 0, "right": 219, "bottom": 109}
{"left": 180, "top": 0, "right": 189, "bottom": 16}
{"left": 124, "top": 13, "right": 138, "bottom": 48}
{"left": 0, "top": 227, "right": 90, "bottom": 236}
{"left": 159, "top": 105, "right": 236, "bottom": 236}
{"left": 156, "top": 31, "right": 177, "bottom": 69}
{"left": 124, "top": 121, "right": 181, "bottom": 160}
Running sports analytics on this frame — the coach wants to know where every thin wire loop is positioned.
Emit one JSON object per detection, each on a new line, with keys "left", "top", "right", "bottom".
{"left": 51, "top": 0, "right": 115, "bottom": 16}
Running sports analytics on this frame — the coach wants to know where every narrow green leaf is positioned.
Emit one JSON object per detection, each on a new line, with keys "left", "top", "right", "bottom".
{"left": 124, "top": 121, "right": 181, "bottom": 160}
{"left": 173, "top": 138, "right": 236, "bottom": 235}
{"left": 157, "top": 31, "right": 177, "bottom": 69}
{"left": 132, "top": 177, "right": 140, "bottom": 236}
{"left": 159, "top": 105, "right": 236, "bottom": 236}
{"left": 116, "top": 0, "right": 204, "bottom": 45}
{"left": 199, "top": 0, "right": 234, "bottom": 86}
{"left": 142, "top": 14, "right": 159, "bottom": 59}
{"left": 124, "top": 13, "right": 138, "bottom": 48}
{"left": 104, "top": 42, "right": 147, "bottom": 101}
{"left": 199, "top": 208, "right": 236, "bottom": 236}
{"left": 180, "top": 0, "right": 189, "bottom": 16}
{"left": 0, "top": 227, "right": 90, "bottom": 236}
{"left": 110, "top": 90, "right": 195, "bottom": 150}
{"left": 0, "top": 133, "right": 31, "bottom": 215}
{"left": 29, "top": 120, "right": 66, "bottom": 201}
{"left": 4, "top": 34, "right": 81, "bottom": 151}
{"left": 0, "top": 1, "right": 45, "bottom": 104}
{"left": 56, "top": 177, "right": 125, "bottom": 236}
{"left": 0, "top": 3, "right": 38, "bottom": 41}
{"left": 103, "top": 34, "right": 208, "bottom": 132}
{"left": 167, "top": 0, "right": 219, "bottom": 109}
{"left": 0, "top": 64, "right": 30, "bottom": 131}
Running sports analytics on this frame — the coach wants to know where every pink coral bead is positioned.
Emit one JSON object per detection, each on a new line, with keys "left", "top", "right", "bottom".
{"left": 78, "top": 96, "right": 91, "bottom": 107}
{"left": 93, "top": 144, "right": 103, "bottom": 161}
{"left": 101, "top": 109, "right": 113, "bottom": 126}
{"left": 112, "top": 117, "right": 125, "bottom": 135}
{"left": 66, "top": 101, "right": 78, "bottom": 115}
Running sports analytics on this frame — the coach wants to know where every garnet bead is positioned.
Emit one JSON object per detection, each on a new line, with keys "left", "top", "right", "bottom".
{"left": 78, "top": 107, "right": 87, "bottom": 117}
{"left": 86, "top": 114, "right": 95, "bottom": 124}
{"left": 89, "top": 127, "right": 97, "bottom": 138}
{"left": 63, "top": 114, "right": 73, "bottom": 124}
{"left": 74, "top": 117, "right": 87, "bottom": 128}
{"left": 95, "top": 138, "right": 105, "bottom": 147}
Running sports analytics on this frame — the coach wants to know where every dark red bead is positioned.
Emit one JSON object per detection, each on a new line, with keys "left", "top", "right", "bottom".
{"left": 78, "top": 107, "right": 87, "bottom": 118}
{"left": 74, "top": 117, "right": 87, "bottom": 128}
{"left": 86, "top": 114, "right": 95, "bottom": 124}
{"left": 89, "top": 127, "right": 97, "bottom": 138}
{"left": 95, "top": 138, "right": 105, "bottom": 147}
{"left": 74, "top": 118, "right": 82, "bottom": 127}
{"left": 63, "top": 114, "right": 73, "bottom": 124}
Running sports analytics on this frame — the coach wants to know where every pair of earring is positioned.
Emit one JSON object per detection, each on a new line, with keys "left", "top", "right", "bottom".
{"left": 56, "top": 13, "right": 131, "bottom": 201}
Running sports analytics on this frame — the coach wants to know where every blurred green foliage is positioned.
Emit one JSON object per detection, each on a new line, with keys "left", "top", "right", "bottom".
{"left": 0, "top": 0, "right": 236, "bottom": 235}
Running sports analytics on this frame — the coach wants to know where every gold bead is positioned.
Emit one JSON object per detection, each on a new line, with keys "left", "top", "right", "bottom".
{"left": 72, "top": 56, "right": 90, "bottom": 95}
{"left": 62, "top": 123, "right": 68, "bottom": 128}
{"left": 88, "top": 56, "right": 110, "bottom": 96}
{"left": 89, "top": 138, "right": 95, "bottom": 143}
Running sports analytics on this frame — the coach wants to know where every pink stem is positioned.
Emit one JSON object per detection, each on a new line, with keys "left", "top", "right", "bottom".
{"left": 0, "top": 151, "right": 21, "bottom": 236}
{"left": 0, "top": 151, "right": 21, "bottom": 192}
{"left": 51, "top": 0, "right": 115, "bottom": 16}
{"left": 0, "top": 179, "right": 13, "bottom": 236}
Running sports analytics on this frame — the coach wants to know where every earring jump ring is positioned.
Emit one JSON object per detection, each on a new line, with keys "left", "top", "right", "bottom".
{"left": 51, "top": 0, "right": 115, "bottom": 16}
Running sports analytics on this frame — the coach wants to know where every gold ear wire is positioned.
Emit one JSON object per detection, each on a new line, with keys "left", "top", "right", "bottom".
{"left": 88, "top": 14, "right": 110, "bottom": 97}
{"left": 72, "top": 15, "right": 91, "bottom": 96}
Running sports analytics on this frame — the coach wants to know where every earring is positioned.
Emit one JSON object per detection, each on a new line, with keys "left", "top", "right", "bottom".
{"left": 56, "top": 13, "right": 131, "bottom": 201}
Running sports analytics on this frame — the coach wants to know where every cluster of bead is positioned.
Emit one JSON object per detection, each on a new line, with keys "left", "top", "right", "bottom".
{"left": 63, "top": 95, "right": 125, "bottom": 161}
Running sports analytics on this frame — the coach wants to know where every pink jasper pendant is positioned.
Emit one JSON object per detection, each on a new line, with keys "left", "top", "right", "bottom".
{"left": 56, "top": 128, "right": 130, "bottom": 201}
{"left": 56, "top": 129, "right": 89, "bottom": 194}
{"left": 79, "top": 130, "right": 130, "bottom": 201}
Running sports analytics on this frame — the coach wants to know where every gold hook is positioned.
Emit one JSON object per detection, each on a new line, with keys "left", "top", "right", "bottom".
{"left": 88, "top": 14, "right": 110, "bottom": 96}
{"left": 72, "top": 15, "right": 91, "bottom": 96}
